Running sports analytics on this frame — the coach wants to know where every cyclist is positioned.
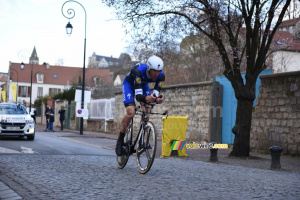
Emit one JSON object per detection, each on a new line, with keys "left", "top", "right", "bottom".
{"left": 116, "top": 55, "right": 165, "bottom": 156}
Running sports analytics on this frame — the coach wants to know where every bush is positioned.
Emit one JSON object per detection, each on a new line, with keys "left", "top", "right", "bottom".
{"left": 34, "top": 87, "right": 76, "bottom": 107}
{"left": 34, "top": 96, "right": 50, "bottom": 107}
{"left": 54, "top": 86, "right": 76, "bottom": 103}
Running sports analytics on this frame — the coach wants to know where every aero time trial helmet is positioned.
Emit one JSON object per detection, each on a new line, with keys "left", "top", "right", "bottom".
{"left": 146, "top": 55, "right": 164, "bottom": 71}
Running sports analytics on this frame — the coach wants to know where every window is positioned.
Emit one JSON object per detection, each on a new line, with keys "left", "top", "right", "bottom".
{"left": 27, "top": 87, "right": 31, "bottom": 97}
{"left": 20, "top": 86, "right": 26, "bottom": 97}
{"left": 49, "top": 88, "right": 61, "bottom": 97}
{"left": 37, "top": 87, "right": 43, "bottom": 98}
{"left": 0, "top": 104, "right": 26, "bottom": 115}
{"left": 36, "top": 73, "right": 44, "bottom": 83}
{"left": 94, "top": 77, "right": 101, "bottom": 86}
{"left": 18, "top": 86, "right": 31, "bottom": 97}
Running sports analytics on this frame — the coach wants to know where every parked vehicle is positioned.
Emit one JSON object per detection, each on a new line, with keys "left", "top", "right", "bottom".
{"left": 0, "top": 103, "right": 35, "bottom": 140}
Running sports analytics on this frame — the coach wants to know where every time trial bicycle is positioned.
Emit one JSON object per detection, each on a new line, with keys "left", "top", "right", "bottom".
{"left": 116, "top": 102, "right": 168, "bottom": 174}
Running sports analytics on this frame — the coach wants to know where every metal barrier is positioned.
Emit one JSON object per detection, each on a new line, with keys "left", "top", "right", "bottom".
{"left": 89, "top": 98, "right": 115, "bottom": 132}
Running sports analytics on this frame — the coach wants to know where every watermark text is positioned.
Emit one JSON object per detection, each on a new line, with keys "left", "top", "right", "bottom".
{"left": 185, "top": 142, "right": 228, "bottom": 149}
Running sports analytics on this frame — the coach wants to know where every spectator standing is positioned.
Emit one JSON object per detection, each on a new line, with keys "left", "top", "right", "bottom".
{"left": 58, "top": 105, "right": 66, "bottom": 130}
{"left": 49, "top": 112, "right": 55, "bottom": 132}
{"left": 45, "top": 105, "right": 54, "bottom": 131}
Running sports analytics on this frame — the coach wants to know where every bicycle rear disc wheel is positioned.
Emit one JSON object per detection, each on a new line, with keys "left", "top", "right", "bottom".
{"left": 136, "top": 121, "right": 157, "bottom": 174}
{"left": 116, "top": 122, "right": 132, "bottom": 169}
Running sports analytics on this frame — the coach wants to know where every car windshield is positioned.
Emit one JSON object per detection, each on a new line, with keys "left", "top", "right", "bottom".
{"left": 0, "top": 104, "right": 27, "bottom": 115}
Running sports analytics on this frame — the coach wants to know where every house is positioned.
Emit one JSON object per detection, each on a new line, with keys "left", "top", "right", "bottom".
{"left": 8, "top": 62, "right": 112, "bottom": 106}
{"left": 88, "top": 52, "right": 134, "bottom": 69}
{"left": 272, "top": 17, "right": 300, "bottom": 73}
{"left": 277, "top": 17, "right": 300, "bottom": 37}
{"left": 88, "top": 52, "right": 120, "bottom": 68}
{"left": 87, "top": 52, "right": 136, "bottom": 90}
{"left": 113, "top": 74, "right": 126, "bottom": 86}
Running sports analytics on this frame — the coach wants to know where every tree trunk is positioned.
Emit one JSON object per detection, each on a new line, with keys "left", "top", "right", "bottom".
{"left": 229, "top": 98, "right": 254, "bottom": 157}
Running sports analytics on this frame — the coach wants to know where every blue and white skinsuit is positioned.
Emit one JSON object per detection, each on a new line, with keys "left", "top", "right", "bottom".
{"left": 122, "top": 63, "right": 165, "bottom": 107}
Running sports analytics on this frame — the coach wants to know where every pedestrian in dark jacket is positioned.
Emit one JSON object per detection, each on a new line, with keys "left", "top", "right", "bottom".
{"left": 58, "top": 105, "right": 66, "bottom": 130}
{"left": 45, "top": 105, "right": 54, "bottom": 131}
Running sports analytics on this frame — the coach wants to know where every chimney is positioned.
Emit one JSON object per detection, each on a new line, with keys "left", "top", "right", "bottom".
{"left": 43, "top": 62, "right": 50, "bottom": 69}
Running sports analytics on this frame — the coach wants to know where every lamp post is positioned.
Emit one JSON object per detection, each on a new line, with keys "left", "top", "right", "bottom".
{"left": 9, "top": 69, "right": 18, "bottom": 103}
{"left": 62, "top": 0, "right": 86, "bottom": 135}
{"left": 20, "top": 62, "right": 33, "bottom": 114}
{"left": 18, "top": 50, "right": 32, "bottom": 112}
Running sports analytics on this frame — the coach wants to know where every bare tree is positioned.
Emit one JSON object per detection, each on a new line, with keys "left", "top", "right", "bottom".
{"left": 282, "top": 0, "right": 300, "bottom": 19}
{"left": 179, "top": 33, "right": 224, "bottom": 82}
{"left": 130, "top": 32, "right": 224, "bottom": 84}
{"left": 55, "top": 58, "right": 64, "bottom": 66}
{"left": 103, "top": 0, "right": 291, "bottom": 157}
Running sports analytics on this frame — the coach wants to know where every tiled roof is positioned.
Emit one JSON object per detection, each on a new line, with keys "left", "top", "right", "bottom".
{"left": 272, "top": 31, "right": 300, "bottom": 51}
{"left": 95, "top": 55, "right": 119, "bottom": 63}
{"left": 9, "top": 62, "right": 112, "bottom": 86}
{"left": 278, "top": 17, "right": 300, "bottom": 28}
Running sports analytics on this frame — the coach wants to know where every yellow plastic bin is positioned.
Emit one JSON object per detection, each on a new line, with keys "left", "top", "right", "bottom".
{"left": 160, "top": 115, "right": 188, "bottom": 157}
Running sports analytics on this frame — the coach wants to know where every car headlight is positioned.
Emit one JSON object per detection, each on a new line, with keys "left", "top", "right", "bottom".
{"left": 26, "top": 119, "right": 35, "bottom": 124}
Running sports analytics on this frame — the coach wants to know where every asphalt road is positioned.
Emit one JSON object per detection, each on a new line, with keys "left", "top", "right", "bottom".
{"left": 0, "top": 131, "right": 116, "bottom": 155}
{"left": 0, "top": 131, "right": 299, "bottom": 199}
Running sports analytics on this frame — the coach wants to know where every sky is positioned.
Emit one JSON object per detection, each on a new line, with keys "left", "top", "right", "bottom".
{"left": 0, "top": 0, "right": 128, "bottom": 73}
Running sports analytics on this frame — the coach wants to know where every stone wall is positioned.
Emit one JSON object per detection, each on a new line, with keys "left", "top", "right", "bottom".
{"left": 50, "top": 82, "right": 217, "bottom": 143}
{"left": 113, "top": 82, "right": 215, "bottom": 142}
{"left": 47, "top": 70, "right": 300, "bottom": 155}
{"left": 251, "top": 71, "right": 300, "bottom": 154}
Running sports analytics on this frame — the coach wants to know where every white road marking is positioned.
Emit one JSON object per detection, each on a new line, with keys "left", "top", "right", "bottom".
{"left": 20, "top": 146, "right": 37, "bottom": 154}
{"left": 0, "top": 147, "right": 20, "bottom": 153}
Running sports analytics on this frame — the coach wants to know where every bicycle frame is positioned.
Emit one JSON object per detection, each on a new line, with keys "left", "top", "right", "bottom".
{"left": 127, "top": 106, "right": 149, "bottom": 155}
{"left": 129, "top": 103, "right": 161, "bottom": 155}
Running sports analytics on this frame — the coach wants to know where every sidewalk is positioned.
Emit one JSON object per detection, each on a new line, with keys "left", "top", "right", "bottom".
{"left": 36, "top": 123, "right": 300, "bottom": 174}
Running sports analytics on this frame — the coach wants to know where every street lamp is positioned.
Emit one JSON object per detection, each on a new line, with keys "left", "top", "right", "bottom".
{"left": 9, "top": 69, "right": 19, "bottom": 103}
{"left": 20, "top": 62, "right": 33, "bottom": 114}
{"left": 62, "top": 0, "right": 87, "bottom": 135}
{"left": 65, "top": 22, "right": 73, "bottom": 35}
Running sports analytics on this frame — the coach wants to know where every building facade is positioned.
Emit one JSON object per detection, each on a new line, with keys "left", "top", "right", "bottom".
{"left": 88, "top": 52, "right": 120, "bottom": 69}
{"left": 8, "top": 48, "right": 112, "bottom": 105}
{"left": 272, "top": 17, "right": 300, "bottom": 73}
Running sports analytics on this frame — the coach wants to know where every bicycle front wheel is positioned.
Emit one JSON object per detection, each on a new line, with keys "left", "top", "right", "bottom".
{"left": 136, "top": 121, "right": 157, "bottom": 174}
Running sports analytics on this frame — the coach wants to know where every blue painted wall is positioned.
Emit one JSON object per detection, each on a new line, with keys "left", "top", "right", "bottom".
{"left": 216, "top": 69, "right": 272, "bottom": 144}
